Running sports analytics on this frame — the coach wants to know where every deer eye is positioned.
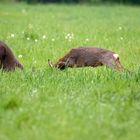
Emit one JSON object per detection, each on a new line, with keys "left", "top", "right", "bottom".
{"left": 57, "top": 62, "right": 66, "bottom": 70}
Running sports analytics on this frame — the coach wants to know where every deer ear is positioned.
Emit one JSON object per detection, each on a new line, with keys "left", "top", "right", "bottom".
{"left": 57, "top": 61, "right": 66, "bottom": 70}
{"left": 48, "top": 59, "right": 54, "bottom": 68}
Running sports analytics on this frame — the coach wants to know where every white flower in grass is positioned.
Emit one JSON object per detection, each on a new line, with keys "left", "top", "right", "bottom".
{"left": 51, "top": 38, "right": 55, "bottom": 42}
{"left": 65, "top": 36, "right": 68, "bottom": 39}
{"left": 65, "top": 33, "right": 74, "bottom": 41}
{"left": 27, "top": 37, "right": 30, "bottom": 40}
{"left": 120, "top": 37, "right": 123, "bottom": 40}
{"left": 85, "top": 38, "right": 89, "bottom": 42}
{"left": 30, "top": 89, "right": 38, "bottom": 97}
{"left": 18, "top": 54, "right": 23, "bottom": 58}
{"left": 67, "top": 33, "right": 71, "bottom": 37}
{"left": 11, "top": 34, "right": 15, "bottom": 38}
{"left": 42, "top": 35, "right": 46, "bottom": 39}
{"left": 35, "top": 39, "right": 38, "bottom": 42}
{"left": 118, "top": 26, "right": 122, "bottom": 30}
{"left": 69, "top": 36, "right": 73, "bottom": 39}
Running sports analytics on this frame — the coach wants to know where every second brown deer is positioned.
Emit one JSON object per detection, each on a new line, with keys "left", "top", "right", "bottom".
{"left": 48, "top": 47, "right": 124, "bottom": 71}
{"left": 0, "top": 41, "right": 23, "bottom": 71}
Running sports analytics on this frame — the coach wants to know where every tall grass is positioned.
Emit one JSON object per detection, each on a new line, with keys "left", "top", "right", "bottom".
{"left": 0, "top": 3, "right": 140, "bottom": 140}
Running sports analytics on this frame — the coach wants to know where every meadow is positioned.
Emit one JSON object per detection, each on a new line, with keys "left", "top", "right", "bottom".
{"left": 0, "top": 3, "right": 140, "bottom": 140}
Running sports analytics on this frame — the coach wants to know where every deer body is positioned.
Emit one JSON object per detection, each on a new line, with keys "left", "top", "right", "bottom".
{"left": 48, "top": 47, "right": 124, "bottom": 71}
{"left": 0, "top": 41, "right": 23, "bottom": 71}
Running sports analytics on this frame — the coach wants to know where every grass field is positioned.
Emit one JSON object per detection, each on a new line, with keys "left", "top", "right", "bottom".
{"left": 0, "top": 3, "right": 140, "bottom": 140}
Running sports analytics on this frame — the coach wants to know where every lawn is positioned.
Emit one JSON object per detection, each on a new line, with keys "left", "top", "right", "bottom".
{"left": 0, "top": 3, "right": 140, "bottom": 140}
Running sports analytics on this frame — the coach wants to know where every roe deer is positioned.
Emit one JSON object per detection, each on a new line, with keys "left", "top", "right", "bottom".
{"left": 48, "top": 47, "right": 124, "bottom": 71}
{"left": 0, "top": 41, "right": 23, "bottom": 71}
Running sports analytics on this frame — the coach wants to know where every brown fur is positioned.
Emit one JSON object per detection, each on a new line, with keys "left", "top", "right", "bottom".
{"left": 0, "top": 41, "right": 23, "bottom": 71}
{"left": 48, "top": 47, "right": 124, "bottom": 71}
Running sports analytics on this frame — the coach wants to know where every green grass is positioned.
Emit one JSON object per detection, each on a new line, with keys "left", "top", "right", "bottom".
{"left": 0, "top": 3, "right": 140, "bottom": 140}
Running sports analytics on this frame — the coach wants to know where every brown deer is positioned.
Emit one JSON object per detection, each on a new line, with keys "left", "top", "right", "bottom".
{"left": 48, "top": 47, "right": 124, "bottom": 71}
{"left": 0, "top": 41, "right": 23, "bottom": 71}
